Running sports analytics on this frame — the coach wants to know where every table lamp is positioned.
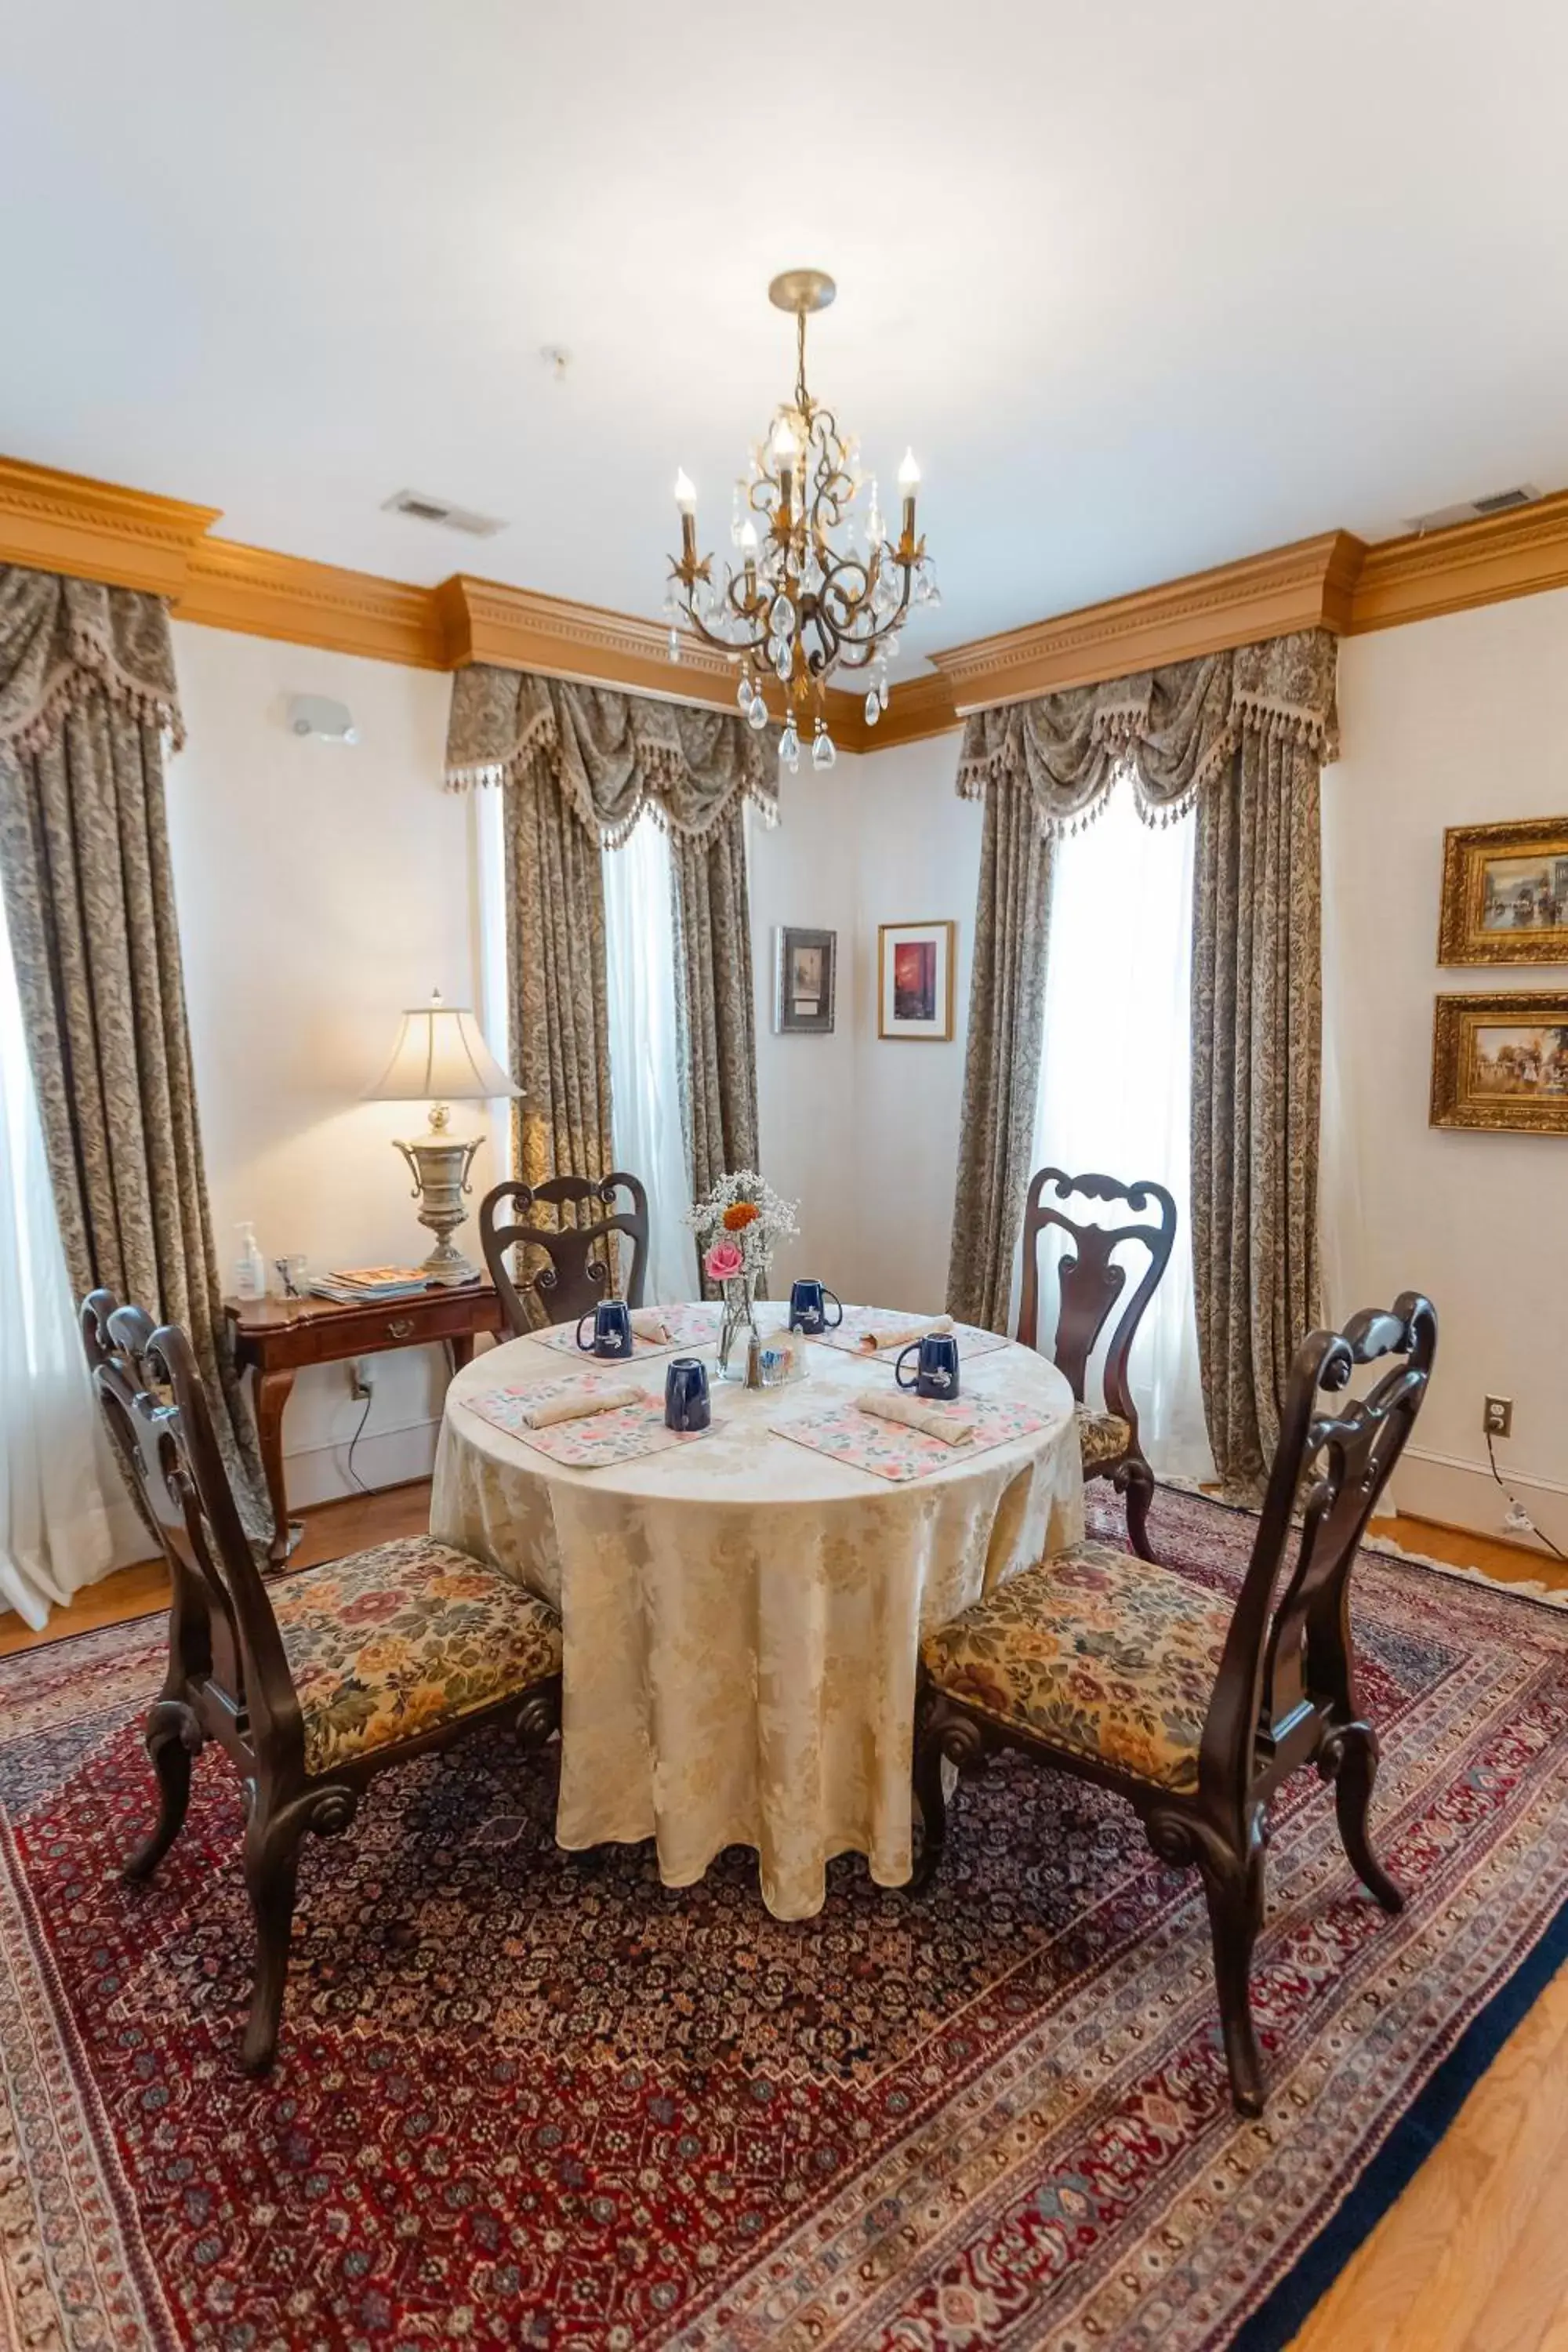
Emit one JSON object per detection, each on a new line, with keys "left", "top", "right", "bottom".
{"left": 367, "top": 990, "right": 521, "bottom": 1285}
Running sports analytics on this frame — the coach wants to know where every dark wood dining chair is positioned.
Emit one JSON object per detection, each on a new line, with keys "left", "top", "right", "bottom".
{"left": 1017, "top": 1167, "right": 1178, "bottom": 1561}
{"left": 82, "top": 1288, "right": 562, "bottom": 2075}
{"left": 478, "top": 1171, "right": 650, "bottom": 1334}
{"left": 912, "top": 1290, "right": 1436, "bottom": 2115}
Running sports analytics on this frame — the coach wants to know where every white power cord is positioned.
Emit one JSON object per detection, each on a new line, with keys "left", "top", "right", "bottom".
{"left": 1485, "top": 1430, "right": 1567, "bottom": 1563}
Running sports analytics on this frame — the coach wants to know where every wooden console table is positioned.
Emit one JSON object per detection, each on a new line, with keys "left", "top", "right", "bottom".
{"left": 226, "top": 1283, "right": 508, "bottom": 1563}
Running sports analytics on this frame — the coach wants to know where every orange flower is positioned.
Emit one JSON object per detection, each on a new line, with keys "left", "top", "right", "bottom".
{"left": 722, "top": 1201, "right": 760, "bottom": 1232}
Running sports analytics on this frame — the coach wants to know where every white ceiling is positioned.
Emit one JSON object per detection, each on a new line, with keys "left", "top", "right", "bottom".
{"left": 4, "top": 0, "right": 1568, "bottom": 668}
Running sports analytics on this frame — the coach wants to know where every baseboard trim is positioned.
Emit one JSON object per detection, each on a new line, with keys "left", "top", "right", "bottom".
{"left": 280, "top": 1417, "right": 441, "bottom": 1509}
{"left": 1392, "top": 1447, "right": 1568, "bottom": 1555}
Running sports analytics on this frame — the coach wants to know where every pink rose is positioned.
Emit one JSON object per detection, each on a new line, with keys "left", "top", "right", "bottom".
{"left": 704, "top": 1238, "right": 745, "bottom": 1283}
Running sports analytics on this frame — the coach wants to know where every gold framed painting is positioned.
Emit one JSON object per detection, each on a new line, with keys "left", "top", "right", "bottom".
{"left": 1430, "top": 992, "right": 1568, "bottom": 1134}
{"left": 1437, "top": 817, "right": 1568, "bottom": 964}
{"left": 877, "top": 920, "right": 956, "bottom": 1041}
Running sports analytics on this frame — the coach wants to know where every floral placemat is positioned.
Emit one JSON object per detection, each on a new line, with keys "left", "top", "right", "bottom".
{"left": 813, "top": 1307, "right": 1013, "bottom": 1363}
{"left": 461, "top": 1373, "right": 698, "bottom": 1468}
{"left": 532, "top": 1301, "right": 722, "bottom": 1363}
{"left": 772, "top": 1396, "right": 1051, "bottom": 1483}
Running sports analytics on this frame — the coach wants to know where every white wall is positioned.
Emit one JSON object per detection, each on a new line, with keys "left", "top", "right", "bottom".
{"left": 1324, "top": 591, "right": 1568, "bottom": 1549}
{"left": 165, "top": 624, "right": 498, "bottom": 1505}
{"left": 750, "top": 731, "right": 976, "bottom": 1312}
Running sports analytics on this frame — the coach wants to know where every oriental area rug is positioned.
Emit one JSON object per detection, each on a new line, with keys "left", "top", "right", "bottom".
{"left": 3, "top": 1489, "right": 1567, "bottom": 2351}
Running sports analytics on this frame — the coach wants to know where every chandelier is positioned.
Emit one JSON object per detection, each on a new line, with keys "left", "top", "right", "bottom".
{"left": 666, "top": 269, "right": 938, "bottom": 772}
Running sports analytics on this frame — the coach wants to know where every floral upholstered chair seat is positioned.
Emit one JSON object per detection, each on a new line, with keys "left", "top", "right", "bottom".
{"left": 1075, "top": 1403, "right": 1133, "bottom": 1472}
{"left": 920, "top": 1540, "right": 1232, "bottom": 1792}
{"left": 270, "top": 1537, "right": 562, "bottom": 1776}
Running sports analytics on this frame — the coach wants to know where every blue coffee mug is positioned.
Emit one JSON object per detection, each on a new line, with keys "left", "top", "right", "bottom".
{"left": 576, "top": 1299, "right": 633, "bottom": 1359}
{"left": 664, "top": 1356, "right": 711, "bottom": 1432}
{"left": 788, "top": 1278, "right": 844, "bottom": 1334}
{"left": 895, "top": 1332, "right": 960, "bottom": 1402}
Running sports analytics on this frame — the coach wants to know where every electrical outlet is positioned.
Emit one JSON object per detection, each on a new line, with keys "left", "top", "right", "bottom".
{"left": 349, "top": 1357, "right": 376, "bottom": 1401}
{"left": 1483, "top": 1395, "right": 1514, "bottom": 1439}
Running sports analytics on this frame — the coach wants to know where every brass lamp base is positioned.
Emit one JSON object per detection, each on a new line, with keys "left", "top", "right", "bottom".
{"left": 392, "top": 1121, "right": 484, "bottom": 1287}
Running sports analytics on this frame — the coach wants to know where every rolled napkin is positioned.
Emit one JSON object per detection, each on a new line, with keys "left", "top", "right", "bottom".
{"left": 855, "top": 1312, "right": 955, "bottom": 1356}
{"left": 521, "top": 1384, "right": 641, "bottom": 1430}
{"left": 627, "top": 1308, "right": 672, "bottom": 1343}
{"left": 858, "top": 1390, "right": 976, "bottom": 1446}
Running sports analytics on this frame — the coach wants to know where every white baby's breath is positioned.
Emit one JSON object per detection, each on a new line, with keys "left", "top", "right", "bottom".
{"left": 684, "top": 1167, "right": 800, "bottom": 1279}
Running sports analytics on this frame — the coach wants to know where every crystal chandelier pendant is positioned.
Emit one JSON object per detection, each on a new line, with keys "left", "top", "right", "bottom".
{"left": 864, "top": 688, "right": 880, "bottom": 728}
{"left": 811, "top": 723, "right": 837, "bottom": 771}
{"left": 778, "top": 718, "right": 799, "bottom": 768}
{"left": 747, "top": 695, "right": 769, "bottom": 731}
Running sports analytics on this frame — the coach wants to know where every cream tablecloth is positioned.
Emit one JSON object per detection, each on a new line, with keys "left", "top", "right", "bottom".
{"left": 431, "top": 1308, "right": 1082, "bottom": 1918}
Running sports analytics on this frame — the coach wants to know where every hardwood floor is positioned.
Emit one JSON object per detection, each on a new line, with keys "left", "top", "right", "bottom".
{"left": 1289, "top": 1509, "right": 1568, "bottom": 2352}
{"left": 4, "top": 1493, "right": 1566, "bottom": 2347}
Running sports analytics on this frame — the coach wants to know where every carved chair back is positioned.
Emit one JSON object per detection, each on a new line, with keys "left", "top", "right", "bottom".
{"left": 80, "top": 1289, "right": 304, "bottom": 1763}
{"left": 478, "top": 1172, "right": 650, "bottom": 1334}
{"left": 1198, "top": 1292, "right": 1437, "bottom": 1820}
{"left": 1016, "top": 1169, "right": 1178, "bottom": 1433}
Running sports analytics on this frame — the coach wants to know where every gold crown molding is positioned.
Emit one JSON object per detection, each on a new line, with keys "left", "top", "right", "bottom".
{"left": 180, "top": 540, "right": 448, "bottom": 668}
{"left": 0, "top": 456, "right": 220, "bottom": 601}
{"left": 436, "top": 574, "right": 869, "bottom": 735}
{"left": 9, "top": 452, "right": 1568, "bottom": 753}
{"left": 1349, "top": 489, "right": 1568, "bottom": 633}
{"left": 928, "top": 530, "right": 1367, "bottom": 717}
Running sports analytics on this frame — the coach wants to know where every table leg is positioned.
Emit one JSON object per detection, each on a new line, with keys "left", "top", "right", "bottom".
{"left": 253, "top": 1367, "right": 296, "bottom": 1566}
{"left": 449, "top": 1334, "right": 477, "bottom": 1374}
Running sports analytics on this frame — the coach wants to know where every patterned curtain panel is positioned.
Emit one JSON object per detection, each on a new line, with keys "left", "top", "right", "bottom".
{"left": 670, "top": 813, "right": 760, "bottom": 1284}
{"left": 446, "top": 670, "right": 775, "bottom": 1266}
{"left": 0, "top": 564, "right": 267, "bottom": 1529}
{"left": 944, "top": 774, "right": 1054, "bottom": 1330}
{"left": 948, "top": 632, "right": 1338, "bottom": 1452}
{"left": 1192, "top": 724, "right": 1324, "bottom": 1494}
{"left": 503, "top": 757, "right": 614, "bottom": 1208}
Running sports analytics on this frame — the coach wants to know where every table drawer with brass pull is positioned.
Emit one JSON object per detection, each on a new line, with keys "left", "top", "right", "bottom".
{"left": 386, "top": 1316, "right": 416, "bottom": 1340}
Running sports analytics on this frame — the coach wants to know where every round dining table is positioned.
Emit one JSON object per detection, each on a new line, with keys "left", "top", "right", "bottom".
{"left": 430, "top": 1305, "right": 1082, "bottom": 1918}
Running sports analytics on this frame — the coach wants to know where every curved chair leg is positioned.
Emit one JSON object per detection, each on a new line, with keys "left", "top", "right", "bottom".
{"left": 241, "top": 1814, "right": 305, "bottom": 2075}
{"left": 1327, "top": 1722, "right": 1403, "bottom": 1915}
{"left": 1116, "top": 1456, "right": 1158, "bottom": 1563}
{"left": 124, "top": 1700, "right": 202, "bottom": 1882}
{"left": 1196, "top": 1838, "right": 1267, "bottom": 2116}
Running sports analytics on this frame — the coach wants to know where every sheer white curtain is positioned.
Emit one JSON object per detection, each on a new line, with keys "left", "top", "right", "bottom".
{"left": 1018, "top": 779, "right": 1214, "bottom": 1482}
{"left": 471, "top": 794, "right": 692, "bottom": 1301}
{"left": 602, "top": 815, "right": 695, "bottom": 1302}
{"left": 0, "top": 889, "right": 136, "bottom": 1628}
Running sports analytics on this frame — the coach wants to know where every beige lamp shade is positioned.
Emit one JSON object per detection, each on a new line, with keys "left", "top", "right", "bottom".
{"left": 368, "top": 990, "right": 520, "bottom": 1104}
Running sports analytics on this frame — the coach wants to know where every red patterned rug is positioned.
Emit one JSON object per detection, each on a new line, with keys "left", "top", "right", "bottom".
{"left": 4, "top": 1488, "right": 1568, "bottom": 2351}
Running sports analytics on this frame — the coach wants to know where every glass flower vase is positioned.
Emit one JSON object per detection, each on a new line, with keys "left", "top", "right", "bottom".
{"left": 716, "top": 1274, "right": 760, "bottom": 1385}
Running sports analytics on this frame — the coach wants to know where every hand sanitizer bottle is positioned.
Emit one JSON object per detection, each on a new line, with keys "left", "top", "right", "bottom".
{"left": 234, "top": 1221, "right": 267, "bottom": 1301}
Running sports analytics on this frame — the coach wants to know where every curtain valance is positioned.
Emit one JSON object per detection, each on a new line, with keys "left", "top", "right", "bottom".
{"left": 445, "top": 667, "right": 778, "bottom": 848}
{"left": 953, "top": 628, "right": 1338, "bottom": 835}
{"left": 0, "top": 567, "right": 184, "bottom": 762}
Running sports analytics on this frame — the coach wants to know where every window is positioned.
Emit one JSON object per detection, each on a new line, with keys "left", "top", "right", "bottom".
{"left": 474, "top": 793, "right": 693, "bottom": 1301}
{"left": 1022, "top": 781, "right": 1214, "bottom": 1481}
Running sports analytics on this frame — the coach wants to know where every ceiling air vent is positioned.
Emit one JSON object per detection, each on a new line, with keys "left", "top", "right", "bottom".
{"left": 1405, "top": 485, "right": 1540, "bottom": 534}
{"left": 382, "top": 488, "right": 506, "bottom": 538}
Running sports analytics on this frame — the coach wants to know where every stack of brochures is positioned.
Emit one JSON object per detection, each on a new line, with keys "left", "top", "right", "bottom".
{"left": 307, "top": 1265, "right": 478, "bottom": 1305}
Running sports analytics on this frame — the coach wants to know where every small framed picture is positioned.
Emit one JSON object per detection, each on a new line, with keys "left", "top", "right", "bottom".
{"left": 878, "top": 920, "right": 956, "bottom": 1041}
{"left": 773, "top": 926, "right": 837, "bottom": 1034}
{"left": 1438, "top": 818, "right": 1568, "bottom": 965}
{"left": 1430, "top": 992, "right": 1568, "bottom": 1134}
